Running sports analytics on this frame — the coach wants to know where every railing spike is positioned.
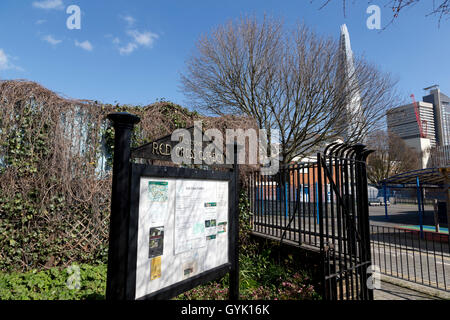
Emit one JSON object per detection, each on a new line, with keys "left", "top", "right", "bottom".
{"left": 324, "top": 142, "right": 340, "bottom": 156}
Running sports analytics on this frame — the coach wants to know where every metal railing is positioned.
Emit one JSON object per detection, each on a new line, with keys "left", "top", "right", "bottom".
{"left": 391, "top": 198, "right": 436, "bottom": 206}
{"left": 370, "top": 224, "right": 450, "bottom": 292}
{"left": 249, "top": 143, "right": 375, "bottom": 300}
{"left": 249, "top": 162, "right": 323, "bottom": 248}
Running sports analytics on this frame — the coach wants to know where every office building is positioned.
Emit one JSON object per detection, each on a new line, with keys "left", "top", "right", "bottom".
{"left": 386, "top": 101, "right": 436, "bottom": 147}
{"left": 387, "top": 85, "right": 450, "bottom": 168}
{"left": 422, "top": 85, "right": 450, "bottom": 147}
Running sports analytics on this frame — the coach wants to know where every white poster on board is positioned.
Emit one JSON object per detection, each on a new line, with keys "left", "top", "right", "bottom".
{"left": 174, "top": 180, "right": 209, "bottom": 254}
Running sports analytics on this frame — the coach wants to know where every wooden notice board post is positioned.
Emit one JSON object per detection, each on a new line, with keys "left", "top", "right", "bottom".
{"left": 106, "top": 112, "right": 140, "bottom": 300}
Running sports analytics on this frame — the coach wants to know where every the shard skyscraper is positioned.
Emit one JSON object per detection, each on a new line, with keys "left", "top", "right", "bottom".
{"left": 336, "top": 24, "right": 363, "bottom": 141}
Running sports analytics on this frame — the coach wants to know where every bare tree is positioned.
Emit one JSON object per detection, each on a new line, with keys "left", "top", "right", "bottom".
{"left": 313, "top": 0, "right": 449, "bottom": 25}
{"left": 366, "top": 130, "right": 421, "bottom": 184}
{"left": 180, "top": 16, "right": 397, "bottom": 164}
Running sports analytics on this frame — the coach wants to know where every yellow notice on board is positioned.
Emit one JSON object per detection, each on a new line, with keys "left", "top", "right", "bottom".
{"left": 150, "top": 256, "right": 161, "bottom": 280}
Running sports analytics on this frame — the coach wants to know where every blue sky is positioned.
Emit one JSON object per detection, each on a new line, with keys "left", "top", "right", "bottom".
{"left": 0, "top": 0, "right": 449, "bottom": 108}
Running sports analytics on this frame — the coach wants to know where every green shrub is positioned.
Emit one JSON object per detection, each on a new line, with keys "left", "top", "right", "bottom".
{"left": 0, "top": 256, "right": 319, "bottom": 300}
{"left": 176, "top": 251, "right": 319, "bottom": 300}
{"left": 0, "top": 264, "right": 106, "bottom": 300}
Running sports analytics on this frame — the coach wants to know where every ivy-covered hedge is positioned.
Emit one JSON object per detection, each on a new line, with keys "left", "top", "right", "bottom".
{"left": 0, "top": 80, "right": 257, "bottom": 272}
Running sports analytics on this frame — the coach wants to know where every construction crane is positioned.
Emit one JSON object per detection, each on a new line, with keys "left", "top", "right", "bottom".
{"left": 411, "top": 94, "right": 427, "bottom": 138}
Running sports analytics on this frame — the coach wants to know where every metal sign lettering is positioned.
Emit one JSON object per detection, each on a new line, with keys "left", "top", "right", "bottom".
{"left": 131, "top": 126, "right": 227, "bottom": 165}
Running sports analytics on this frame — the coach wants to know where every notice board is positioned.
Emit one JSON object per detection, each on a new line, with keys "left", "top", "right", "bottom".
{"left": 126, "top": 164, "right": 233, "bottom": 300}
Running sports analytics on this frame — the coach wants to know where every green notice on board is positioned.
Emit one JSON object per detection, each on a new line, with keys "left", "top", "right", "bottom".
{"left": 204, "top": 202, "right": 217, "bottom": 207}
{"left": 149, "top": 181, "right": 168, "bottom": 186}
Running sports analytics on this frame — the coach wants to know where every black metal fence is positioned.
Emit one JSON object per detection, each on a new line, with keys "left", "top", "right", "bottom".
{"left": 391, "top": 198, "right": 435, "bottom": 206}
{"left": 249, "top": 162, "right": 323, "bottom": 248}
{"left": 370, "top": 224, "right": 450, "bottom": 292}
{"left": 367, "top": 188, "right": 436, "bottom": 206}
{"left": 249, "top": 143, "right": 374, "bottom": 300}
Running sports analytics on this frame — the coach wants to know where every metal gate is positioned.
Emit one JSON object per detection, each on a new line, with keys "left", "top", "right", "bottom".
{"left": 317, "top": 143, "right": 373, "bottom": 300}
{"left": 249, "top": 143, "right": 374, "bottom": 300}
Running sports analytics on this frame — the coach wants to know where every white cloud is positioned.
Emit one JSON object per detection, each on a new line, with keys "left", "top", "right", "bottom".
{"left": 115, "top": 18, "right": 159, "bottom": 55}
{"left": 0, "top": 49, "right": 23, "bottom": 71}
{"left": 0, "top": 50, "right": 10, "bottom": 70}
{"left": 121, "top": 15, "right": 136, "bottom": 27}
{"left": 75, "top": 40, "right": 93, "bottom": 51}
{"left": 127, "top": 30, "right": 158, "bottom": 47}
{"left": 43, "top": 35, "right": 62, "bottom": 45}
{"left": 119, "top": 42, "right": 138, "bottom": 55}
{"left": 118, "top": 30, "right": 158, "bottom": 55}
{"left": 32, "top": 0, "right": 64, "bottom": 10}
{"left": 36, "top": 19, "right": 47, "bottom": 25}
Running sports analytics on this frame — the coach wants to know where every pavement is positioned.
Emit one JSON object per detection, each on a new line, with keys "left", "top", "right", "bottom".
{"left": 374, "top": 280, "right": 439, "bottom": 300}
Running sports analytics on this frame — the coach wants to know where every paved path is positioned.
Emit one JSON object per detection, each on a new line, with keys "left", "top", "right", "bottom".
{"left": 374, "top": 281, "right": 438, "bottom": 300}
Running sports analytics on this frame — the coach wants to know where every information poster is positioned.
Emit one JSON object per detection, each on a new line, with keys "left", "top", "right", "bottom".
{"left": 134, "top": 177, "right": 229, "bottom": 300}
{"left": 174, "top": 180, "right": 208, "bottom": 254}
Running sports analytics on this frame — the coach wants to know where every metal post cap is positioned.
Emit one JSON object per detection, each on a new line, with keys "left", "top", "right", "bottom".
{"left": 352, "top": 143, "right": 366, "bottom": 152}
{"left": 107, "top": 112, "right": 141, "bottom": 126}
